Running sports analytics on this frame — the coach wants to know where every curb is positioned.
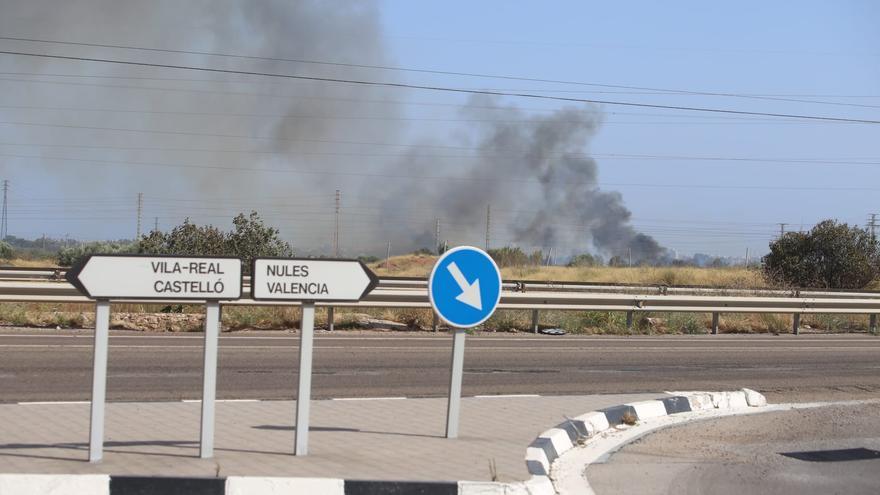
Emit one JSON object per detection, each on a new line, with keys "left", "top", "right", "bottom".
{"left": 527, "top": 388, "right": 768, "bottom": 494}
{"left": 0, "top": 475, "right": 462, "bottom": 495}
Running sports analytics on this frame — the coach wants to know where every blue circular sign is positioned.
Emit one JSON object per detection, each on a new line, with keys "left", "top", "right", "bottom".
{"left": 429, "top": 246, "right": 502, "bottom": 328}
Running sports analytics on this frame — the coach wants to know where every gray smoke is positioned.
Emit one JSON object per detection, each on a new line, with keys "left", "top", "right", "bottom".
{"left": 378, "top": 96, "right": 667, "bottom": 262}
{"left": 0, "top": 0, "right": 666, "bottom": 262}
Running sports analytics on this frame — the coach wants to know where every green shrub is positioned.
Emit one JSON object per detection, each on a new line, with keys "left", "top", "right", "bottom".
{"left": 137, "top": 212, "right": 293, "bottom": 274}
{"left": 57, "top": 241, "right": 137, "bottom": 266}
{"left": 763, "top": 220, "right": 880, "bottom": 289}
{"left": 0, "top": 240, "right": 13, "bottom": 260}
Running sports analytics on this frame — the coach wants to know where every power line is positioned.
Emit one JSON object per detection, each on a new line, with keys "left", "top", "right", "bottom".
{"left": 1, "top": 127, "right": 878, "bottom": 166}
{"left": 0, "top": 49, "right": 877, "bottom": 124}
{"left": 1, "top": 35, "right": 875, "bottom": 109}
{"left": 5, "top": 152, "right": 880, "bottom": 192}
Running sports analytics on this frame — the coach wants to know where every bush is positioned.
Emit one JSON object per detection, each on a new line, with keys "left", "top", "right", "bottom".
{"left": 763, "top": 220, "right": 880, "bottom": 289}
{"left": 57, "top": 241, "right": 137, "bottom": 266}
{"left": 0, "top": 240, "right": 13, "bottom": 260}
{"left": 138, "top": 212, "right": 293, "bottom": 274}
{"left": 567, "top": 253, "right": 600, "bottom": 267}
{"left": 488, "top": 246, "right": 543, "bottom": 267}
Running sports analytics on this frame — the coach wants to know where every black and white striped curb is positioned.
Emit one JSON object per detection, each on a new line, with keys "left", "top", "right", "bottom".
{"left": 523, "top": 389, "right": 768, "bottom": 494}
{"left": 0, "top": 475, "right": 467, "bottom": 495}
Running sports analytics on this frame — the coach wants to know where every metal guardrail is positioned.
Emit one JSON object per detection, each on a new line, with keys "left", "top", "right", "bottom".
{"left": 4, "top": 266, "right": 880, "bottom": 299}
{"left": 1, "top": 277, "right": 879, "bottom": 334}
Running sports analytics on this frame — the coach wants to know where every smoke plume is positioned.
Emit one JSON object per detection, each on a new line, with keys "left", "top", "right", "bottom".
{"left": 0, "top": 0, "right": 666, "bottom": 263}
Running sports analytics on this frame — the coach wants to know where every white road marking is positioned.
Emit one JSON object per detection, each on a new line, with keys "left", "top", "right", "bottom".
{"left": 331, "top": 397, "right": 407, "bottom": 401}
{"left": 474, "top": 394, "right": 541, "bottom": 398}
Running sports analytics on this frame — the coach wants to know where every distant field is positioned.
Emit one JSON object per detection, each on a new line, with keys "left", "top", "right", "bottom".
{"left": 371, "top": 254, "right": 766, "bottom": 288}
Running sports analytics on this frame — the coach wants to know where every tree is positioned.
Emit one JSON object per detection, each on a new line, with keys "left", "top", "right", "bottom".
{"left": 763, "top": 220, "right": 880, "bottom": 289}
{"left": 225, "top": 212, "right": 293, "bottom": 268}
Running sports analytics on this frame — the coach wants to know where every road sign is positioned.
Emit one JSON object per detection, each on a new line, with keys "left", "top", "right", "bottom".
{"left": 66, "top": 254, "right": 241, "bottom": 463}
{"left": 66, "top": 255, "right": 242, "bottom": 300}
{"left": 429, "top": 246, "right": 502, "bottom": 328}
{"left": 251, "top": 258, "right": 378, "bottom": 301}
{"left": 250, "top": 257, "right": 378, "bottom": 456}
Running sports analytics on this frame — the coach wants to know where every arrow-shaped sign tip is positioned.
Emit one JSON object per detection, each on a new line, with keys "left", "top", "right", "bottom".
{"left": 448, "top": 261, "right": 483, "bottom": 310}
{"left": 455, "top": 278, "right": 482, "bottom": 310}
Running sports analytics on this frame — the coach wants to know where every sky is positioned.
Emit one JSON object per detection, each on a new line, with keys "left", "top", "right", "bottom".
{"left": 1, "top": 0, "right": 878, "bottom": 260}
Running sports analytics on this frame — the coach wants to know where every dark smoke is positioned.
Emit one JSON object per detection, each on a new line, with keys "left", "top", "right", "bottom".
{"left": 379, "top": 96, "right": 667, "bottom": 263}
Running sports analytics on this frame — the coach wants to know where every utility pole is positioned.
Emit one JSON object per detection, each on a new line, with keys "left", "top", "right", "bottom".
{"left": 136, "top": 192, "right": 143, "bottom": 239}
{"left": 485, "top": 204, "right": 491, "bottom": 251}
{"left": 154, "top": 217, "right": 159, "bottom": 232}
{"left": 547, "top": 247, "right": 554, "bottom": 266}
{"left": 435, "top": 218, "right": 441, "bottom": 254}
{"left": 777, "top": 223, "right": 787, "bottom": 237}
{"left": 334, "top": 189, "right": 340, "bottom": 257}
{"left": 868, "top": 213, "right": 878, "bottom": 242}
{"left": 627, "top": 247, "right": 632, "bottom": 267}
{"left": 384, "top": 241, "right": 391, "bottom": 269}
{"left": 745, "top": 247, "right": 750, "bottom": 266}
{"left": 1, "top": 179, "right": 8, "bottom": 240}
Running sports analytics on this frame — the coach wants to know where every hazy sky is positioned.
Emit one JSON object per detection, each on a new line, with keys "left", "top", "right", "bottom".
{"left": 1, "top": 0, "right": 878, "bottom": 259}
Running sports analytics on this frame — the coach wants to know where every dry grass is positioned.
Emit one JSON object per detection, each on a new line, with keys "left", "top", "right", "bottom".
{"left": 372, "top": 254, "right": 765, "bottom": 288}
{"left": 2, "top": 258, "right": 58, "bottom": 268}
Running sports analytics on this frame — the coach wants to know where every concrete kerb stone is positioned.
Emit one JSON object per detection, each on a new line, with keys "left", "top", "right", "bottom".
{"left": 523, "top": 388, "right": 768, "bottom": 494}
{"left": 0, "top": 474, "right": 110, "bottom": 495}
{"left": 226, "top": 476, "right": 345, "bottom": 495}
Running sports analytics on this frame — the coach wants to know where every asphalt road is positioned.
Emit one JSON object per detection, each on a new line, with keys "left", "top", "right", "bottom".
{"left": 2, "top": 329, "right": 880, "bottom": 403}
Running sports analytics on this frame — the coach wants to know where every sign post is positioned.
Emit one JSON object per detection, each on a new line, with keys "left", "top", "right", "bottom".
{"left": 88, "top": 299, "right": 110, "bottom": 462}
{"left": 66, "top": 255, "right": 242, "bottom": 461}
{"left": 251, "top": 258, "right": 378, "bottom": 455}
{"left": 428, "top": 246, "right": 502, "bottom": 438}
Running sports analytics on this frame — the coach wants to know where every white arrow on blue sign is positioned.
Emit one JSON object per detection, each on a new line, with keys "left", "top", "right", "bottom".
{"left": 428, "top": 246, "right": 502, "bottom": 328}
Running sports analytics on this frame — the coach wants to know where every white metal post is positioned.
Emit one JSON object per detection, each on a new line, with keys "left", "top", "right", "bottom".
{"left": 89, "top": 300, "right": 110, "bottom": 463}
{"left": 295, "top": 302, "right": 316, "bottom": 455}
{"left": 199, "top": 301, "right": 221, "bottom": 458}
{"left": 446, "top": 328, "right": 466, "bottom": 438}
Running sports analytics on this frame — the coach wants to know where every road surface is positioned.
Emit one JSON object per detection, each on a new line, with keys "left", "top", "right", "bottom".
{"left": 587, "top": 402, "right": 880, "bottom": 495}
{"left": 2, "top": 329, "right": 880, "bottom": 403}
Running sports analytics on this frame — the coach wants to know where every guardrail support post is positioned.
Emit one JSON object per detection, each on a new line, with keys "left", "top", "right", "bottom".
{"left": 626, "top": 311, "right": 634, "bottom": 331}
{"left": 711, "top": 312, "right": 719, "bottom": 335}
{"left": 433, "top": 312, "right": 439, "bottom": 332}
{"left": 327, "top": 307, "right": 334, "bottom": 332}
{"left": 870, "top": 314, "right": 877, "bottom": 334}
{"left": 792, "top": 313, "right": 800, "bottom": 335}
{"left": 532, "top": 309, "right": 539, "bottom": 334}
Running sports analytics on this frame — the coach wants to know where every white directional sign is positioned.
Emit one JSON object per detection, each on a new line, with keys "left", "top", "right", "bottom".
{"left": 251, "top": 258, "right": 378, "bottom": 301}
{"left": 66, "top": 255, "right": 242, "bottom": 300}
